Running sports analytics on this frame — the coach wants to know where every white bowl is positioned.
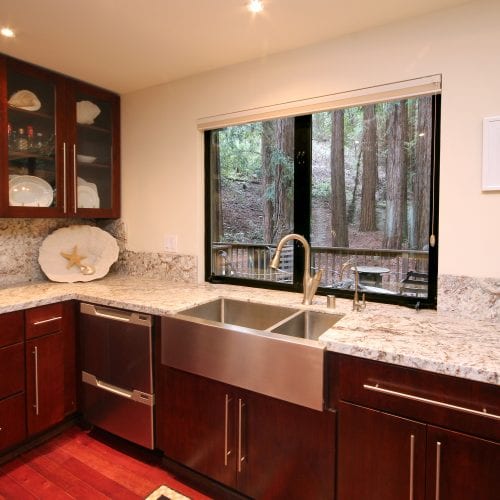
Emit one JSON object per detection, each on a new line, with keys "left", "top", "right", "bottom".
{"left": 77, "top": 154, "right": 97, "bottom": 164}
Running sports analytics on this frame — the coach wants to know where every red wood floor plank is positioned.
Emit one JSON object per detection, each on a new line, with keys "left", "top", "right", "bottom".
{"left": 27, "top": 443, "right": 141, "bottom": 500}
{"left": 0, "top": 473, "right": 38, "bottom": 500}
{"left": 55, "top": 436, "right": 157, "bottom": 496}
{"left": 20, "top": 446, "right": 109, "bottom": 500}
{"left": 3, "top": 458, "right": 73, "bottom": 499}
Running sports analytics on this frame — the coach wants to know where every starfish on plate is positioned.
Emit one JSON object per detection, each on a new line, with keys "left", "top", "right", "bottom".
{"left": 60, "top": 245, "right": 87, "bottom": 270}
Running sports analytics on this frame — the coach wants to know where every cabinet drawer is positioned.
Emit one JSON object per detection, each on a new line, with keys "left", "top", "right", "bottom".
{"left": 0, "top": 310, "right": 24, "bottom": 348}
{"left": 0, "top": 393, "right": 26, "bottom": 452}
{"left": 329, "top": 353, "right": 500, "bottom": 442}
{"left": 26, "top": 303, "right": 63, "bottom": 339}
{"left": 0, "top": 343, "right": 24, "bottom": 400}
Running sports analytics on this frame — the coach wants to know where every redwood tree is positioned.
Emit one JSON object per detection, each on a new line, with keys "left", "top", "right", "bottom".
{"left": 359, "top": 104, "right": 378, "bottom": 231}
{"left": 330, "top": 109, "right": 348, "bottom": 247}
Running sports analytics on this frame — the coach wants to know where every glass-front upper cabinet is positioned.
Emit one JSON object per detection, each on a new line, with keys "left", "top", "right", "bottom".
{"left": 1, "top": 58, "right": 66, "bottom": 216}
{"left": 68, "top": 81, "right": 120, "bottom": 218}
{"left": 0, "top": 55, "right": 120, "bottom": 218}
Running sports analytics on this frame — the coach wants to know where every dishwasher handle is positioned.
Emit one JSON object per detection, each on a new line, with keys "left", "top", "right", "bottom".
{"left": 82, "top": 371, "right": 154, "bottom": 406}
{"left": 80, "top": 302, "right": 152, "bottom": 327}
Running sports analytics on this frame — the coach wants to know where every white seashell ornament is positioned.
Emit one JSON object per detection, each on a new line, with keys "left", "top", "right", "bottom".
{"left": 38, "top": 225, "right": 119, "bottom": 282}
{"left": 76, "top": 100, "right": 101, "bottom": 125}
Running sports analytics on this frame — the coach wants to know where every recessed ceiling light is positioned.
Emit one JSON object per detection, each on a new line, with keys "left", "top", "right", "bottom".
{"left": 247, "top": 0, "right": 263, "bottom": 14}
{"left": 1, "top": 27, "right": 15, "bottom": 38}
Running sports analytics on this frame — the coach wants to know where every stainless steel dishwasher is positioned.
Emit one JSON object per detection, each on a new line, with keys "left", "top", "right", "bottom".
{"left": 79, "top": 302, "right": 154, "bottom": 449}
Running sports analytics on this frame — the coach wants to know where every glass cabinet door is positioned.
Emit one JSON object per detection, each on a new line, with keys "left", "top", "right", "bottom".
{"left": 73, "top": 86, "right": 119, "bottom": 216}
{"left": 5, "top": 63, "right": 63, "bottom": 214}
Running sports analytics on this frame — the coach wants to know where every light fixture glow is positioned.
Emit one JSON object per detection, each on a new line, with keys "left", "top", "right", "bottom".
{"left": 247, "top": 0, "right": 263, "bottom": 13}
{"left": 1, "top": 27, "right": 15, "bottom": 38}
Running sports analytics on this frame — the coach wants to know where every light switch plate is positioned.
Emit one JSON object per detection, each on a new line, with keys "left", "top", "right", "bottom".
{"left": 164, "top": 234, "right": 178, "bottom": 252}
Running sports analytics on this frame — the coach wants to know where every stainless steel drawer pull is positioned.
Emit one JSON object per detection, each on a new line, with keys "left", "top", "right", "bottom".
{"left": 33, "top": 346, "right": 39, "bottom": 416}
{"left": 224, "top": 394, "right": 231, "bottom": 466}
{"left": 435, "top": 441, "right": 441, "bottom": 500}
{"left": 409, "top": 434, "right": 415, "bottom": 500}
{"left": 363, "top": 383, "right": 500, "bottom": 421}
{"left": 237, "top": 398, "right": 246, "bottom": 472}
{"left": 80, "top": 303, "right": 152, "bottom": 327}
{"left": 82, "top": 371, "right": 154, "bottom": 406}
{"left": 33, "top": 316, "right": 62, "bottom": 326}
{"left": 63, "top": 142, "right": 67, "bottom": 213}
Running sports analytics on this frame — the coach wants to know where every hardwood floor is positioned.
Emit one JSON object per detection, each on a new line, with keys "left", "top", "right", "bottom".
{"left": 0, "top": 426, "right": 211, "bottom": 499}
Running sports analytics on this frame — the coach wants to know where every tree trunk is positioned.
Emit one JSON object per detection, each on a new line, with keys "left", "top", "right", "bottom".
{"left": 360, "top": 104, "right": 378, "bottom": 231}
{"left": 383, "top": 101, "right": 405, "bottom": 249}
{"left": 414, "top": 96, "right": 432, "bottom": 251}
{"left": 273, "top": 118, "right": 294, "bottom": 242}
{"left": 211, "top": 131, "right": 223, "bottom": 241}
{"left": 262, "top": 121, "right": 274, "bottom": 243}
{"left": 261, "top": 119, "right": 294, "bottom": 244}
{"left": 330, "top": 109, "right": 348, "bottom": 247}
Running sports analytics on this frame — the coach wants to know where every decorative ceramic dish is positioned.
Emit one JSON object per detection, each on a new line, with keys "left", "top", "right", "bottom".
{"left": 76, "top": 154, "right": 97, "bottom": 163}
{"left": 38, "top": 225, "right": 119, "bottom": 282}
{"left": 9, "top": 175, "right": 53, "bottom": 207}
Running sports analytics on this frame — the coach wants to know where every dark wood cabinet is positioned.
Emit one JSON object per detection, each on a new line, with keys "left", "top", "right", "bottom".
{"left": 24, "top": 302, "right": 75, "bottom": 437}
{"left": 0, "top": 310, "right": 25, "bottom": 453}
{"left": 158, "top": 366, "right": 335, "bottom": 499}
{"left": 426, "top": 426, "right": 500, "bottom": 500}
{"left": 330, "top": 353, "right": 500, "bottom": 500}
{"left": 25, "top": 331, "right": 65, "bottom": 435}
{"left": 0, "top": 55, "right": 120, "bottom": 218}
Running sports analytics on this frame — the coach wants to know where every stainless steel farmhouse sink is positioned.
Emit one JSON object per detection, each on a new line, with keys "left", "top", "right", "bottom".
{"left": 161, "top": 298, "right": 343, "bottom": 410}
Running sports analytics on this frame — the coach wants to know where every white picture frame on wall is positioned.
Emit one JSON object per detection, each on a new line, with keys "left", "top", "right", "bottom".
{"left": 482, "top": 116, "right": 500, "bottom": 191}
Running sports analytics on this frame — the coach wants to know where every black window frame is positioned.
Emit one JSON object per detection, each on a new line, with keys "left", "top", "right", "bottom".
{"left": 205, "top": 94, "right": 441, "bottom": 309}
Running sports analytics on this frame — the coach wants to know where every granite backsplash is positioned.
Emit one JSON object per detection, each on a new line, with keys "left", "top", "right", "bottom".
{"left": 0, "top": 218, "right": 497, "bottom": 321}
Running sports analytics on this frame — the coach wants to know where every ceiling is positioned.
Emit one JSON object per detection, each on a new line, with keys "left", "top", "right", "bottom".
{"left": 0, "top": 0, "right": 474, "bottom": 95}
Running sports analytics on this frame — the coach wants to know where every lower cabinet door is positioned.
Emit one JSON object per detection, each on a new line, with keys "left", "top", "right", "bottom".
{"left": 0, "top": 393, "right": 26, "bottom": 452}
{"left": 237, "top": 389, "right": 335, "bottom": 500}
{"left": 25, "top": 332, "right": 65, "bottom": 436}
{"left": 157, "top": 367, "right": 237, "bottom": 488}
{"left": 337, "top": 401, "right": 426, "bottom": 500}
{"left": 426, "top": 426, "right": 500, "bottom": 500}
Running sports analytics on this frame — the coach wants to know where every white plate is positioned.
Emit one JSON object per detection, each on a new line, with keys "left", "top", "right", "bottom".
{"left": 78, "top": 185, "right": 100, "bottom": 209}
{"left": 9, "top": 175, "right": 53, "bottom": 207}
{"left": 77, "top": 154, "right": 97, "bottom": 163}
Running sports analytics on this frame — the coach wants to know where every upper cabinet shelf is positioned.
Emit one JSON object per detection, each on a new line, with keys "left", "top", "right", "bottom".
{"left": 0, "top": 55, "right": 120, "bottom": 218}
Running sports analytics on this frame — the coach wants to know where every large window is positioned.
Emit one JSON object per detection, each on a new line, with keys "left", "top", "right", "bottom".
{"left": 205, "top": 93, "right": 440, "bottom": 308}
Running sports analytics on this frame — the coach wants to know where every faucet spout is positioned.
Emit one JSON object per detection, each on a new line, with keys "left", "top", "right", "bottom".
{"left": 339, "top": 259, "right": 366, "bottom": 312}
{"left": 271, "top": 233, "right": 322, "bottom": 305}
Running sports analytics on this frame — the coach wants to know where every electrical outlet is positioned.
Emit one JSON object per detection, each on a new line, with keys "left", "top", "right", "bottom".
{"left": 164, "top": 234, "right": 178, "bottom": 252}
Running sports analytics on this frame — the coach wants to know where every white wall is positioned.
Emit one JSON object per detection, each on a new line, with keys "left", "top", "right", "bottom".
{"left": 121, "top": 0, "right": 500, "bottom": 281}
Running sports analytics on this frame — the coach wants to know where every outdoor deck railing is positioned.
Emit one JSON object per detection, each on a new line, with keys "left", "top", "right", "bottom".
{"left": 212, "top": 242, "right": 428, "bottom": 294}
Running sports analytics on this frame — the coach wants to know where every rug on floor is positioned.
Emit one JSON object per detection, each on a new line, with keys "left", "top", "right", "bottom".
{"left": 145, "top": 484, "right": 191, "bottom": 500}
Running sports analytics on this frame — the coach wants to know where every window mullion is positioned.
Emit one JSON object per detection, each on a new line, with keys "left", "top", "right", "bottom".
{"left": 293, "top": 115, "right": 312, "bottom": 290}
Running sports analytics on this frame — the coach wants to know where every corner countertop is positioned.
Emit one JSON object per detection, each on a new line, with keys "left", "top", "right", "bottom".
{"left": 0, "top": 275, "right": 498, "bottom": 386}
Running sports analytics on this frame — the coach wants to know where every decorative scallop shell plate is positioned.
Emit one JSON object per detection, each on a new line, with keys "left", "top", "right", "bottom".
{"left": 39, "top": 225, "right": 119, "bottom": 282}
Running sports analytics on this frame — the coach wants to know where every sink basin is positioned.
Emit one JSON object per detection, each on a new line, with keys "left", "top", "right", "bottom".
{"left": 163, "top": 298, "right": 339, "bottom": 411}
{"left": 271, "top": 310, "right": 343, "bottom": 340}
{"left": 177, "top": 298, "right": 297, "bottom": 330}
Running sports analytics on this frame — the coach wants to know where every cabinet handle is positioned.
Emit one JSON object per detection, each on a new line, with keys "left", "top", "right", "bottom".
{"left": 363, "top": 383, "right": 500, "bottom": 420}
{"left": 435, "top": 441, "right": 442, "bottom": 500}
{"left": 237, "top": 398, "right": 246, "bottom": 472}
{"left": 224, "top": 394, "right": 232, "bottom": 466}
{"left": 63, "top": 142, "right": 67, "bottom": 213}
{"left": 409, "top": 434, "right": 415, "bottom": 500}
{"left": 33, "top": 316, "right": 62, "bottom": 326}
{"left": 73, "top": 144, "right": 77, "bottom": 212}
{"left": 33, "top": 346, "right": 39, "bottom": 416}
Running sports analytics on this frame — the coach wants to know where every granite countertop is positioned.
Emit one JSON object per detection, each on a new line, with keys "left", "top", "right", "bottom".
{"left": 0, "top": 275, "right": 498, "bottom": 386}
